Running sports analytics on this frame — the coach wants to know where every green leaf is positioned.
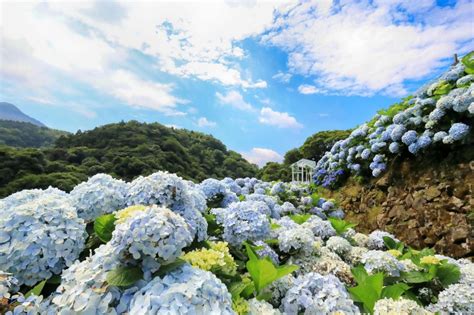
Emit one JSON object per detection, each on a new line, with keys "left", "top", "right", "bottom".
{"left": 351, "top": 265, "right": 369, "bottom": 284}
{"left": 25, "top": 280, "right": 46, "bottom": 298}
{"left": 288, "top": 213, "right": 312, "bottom": 224}
{"left": 382, "top": 236, "right": 398, "bottom": 250}
{"left": 382, "top": 283, "right": 410, "bottom": 299}
{"left": 400, "top": 271, "right": 433, "bottom": 284}
{"left": 47, "top": 275, "right": 61, "bottom": 284}
{"left": 106, "top": 266, "right": 143, "bottom": 287}
{"left": 328, "top": 218, "right": 357, "bottom": 235}
{"left": 461, "top": 51, "right": 474, "bottom": 74}
{"left": 433, "top": 81, "right": 453, "bottom": 96}
{"left": 94, "top": 214, "right": 117, "bottom": 243}
{"left": 230, "top": 281, "right": 251, "bottom": 299}
{"left": 348, "top": 269, "right": 384, "bottom": 314}
{"left": 244, "top": 243, "right": 298, "bottom": 294}
{"left": 264, "top": 239, "right": 279, "bottom": 245}
{"left": 271, "top": 223, "right": 282, "bottom": 230}
{"left": 155, "top": 258, "right": 186, "bottom": 277}
{"left": 436, "top": 262, "right": 460, "bottom": 287}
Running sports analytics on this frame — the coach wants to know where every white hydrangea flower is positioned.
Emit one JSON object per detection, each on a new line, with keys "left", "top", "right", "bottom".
{"left": 352, "top": 233, "right": 369, "bottom": 247}
{"left": 428, "top": 283, "right": 474, "bottom": 314}
{"left": 0, "top": 191, "right": 86, "bottom": 286}
{"left": 0, "top": 271, "right": 18, "bottom": 299}
{"left": 282, "top": 273, "right": 359, "bottom": 315}
{"left": 128, "top": 264, "right": 234, "bottom": 314}
{"left": 278, "top": 226, "right": 316, "bottom": 254}
{"left": 367, "top": 230, "right": 398, "bottom": 250}
{"left": 70, "top": 173, "right": 128, "bottom": 221}
{"left": 326, "top": 236, "right": 352, "bottom": 256}
{"left": 345, "top": 246, "right": 369, "bottom": 265}
{"left": 362, "top": 250, "right": 405, "bottom": 277}
{"left": 6, "top": 294, "right": 55, "bottom": 315}
{"left": 374, "top": 298, "right": 432, "bottom": 315}
{"left": 248, "top": 298, "right": 282, "bottom": 315}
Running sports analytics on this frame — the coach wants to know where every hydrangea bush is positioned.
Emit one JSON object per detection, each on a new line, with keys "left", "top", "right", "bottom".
{"left": 314, "top": 56, "right": 473, "bottom": 187}
{"left": 1, "top": 152, "right": 472, "bottom": 313}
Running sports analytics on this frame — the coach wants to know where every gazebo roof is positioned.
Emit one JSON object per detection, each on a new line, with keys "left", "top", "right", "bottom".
{"left": 291, "top": 158, "right": 316, "bottom": 168}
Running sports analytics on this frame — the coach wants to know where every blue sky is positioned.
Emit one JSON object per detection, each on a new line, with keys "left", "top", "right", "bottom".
{"left": 0, "top": 0, "right": 472, "bottom": 166}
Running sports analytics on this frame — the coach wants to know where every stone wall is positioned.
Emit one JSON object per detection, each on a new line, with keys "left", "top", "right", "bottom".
{"left": 323, "top": 146, "right": 473, "bottom": 259}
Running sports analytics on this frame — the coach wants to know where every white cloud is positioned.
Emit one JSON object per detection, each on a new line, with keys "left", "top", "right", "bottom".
{"left": 0, "top": 2, "right": 187, "bottom": 116}
{"left": 297, "top": 84, "right": 322, "bottom": 95}
{"left": 259, "top": 107, "right": 303, "bottom": 129}
{"left": 272, "top": 71, "right": 292, "bottom": 83}
{"left": 263, "top": 0, "right": 474, "bottom": 96}
{"left": 216, "top": 90, "right": 255, "bottom": 111}
{"left": 47, "top": 1, "right": 277, "bottom": 89}
{"left": 165, "top": 124, "right": 182, "bottom": 129}
{"left": 197, "top": 117, "right": 217, "bottom": 128}
{"left": 242, "top": 147, "right": 283, "bottom": 167}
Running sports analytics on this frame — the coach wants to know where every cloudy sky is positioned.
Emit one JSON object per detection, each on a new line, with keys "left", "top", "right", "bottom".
{"left": 1, "top": 0, "right": 472, "bottom": 166}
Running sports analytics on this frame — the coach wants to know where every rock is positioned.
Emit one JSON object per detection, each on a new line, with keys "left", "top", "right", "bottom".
{"left": 425, "top": 186, "right": 441, "bottom": 201}
{"left": 451, "top": 227, "right": 468, "bottom": 242}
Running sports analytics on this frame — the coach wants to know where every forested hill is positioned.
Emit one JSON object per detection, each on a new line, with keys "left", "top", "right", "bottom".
{"left": 0, "top": 121, "right": 257, "bottom": 197}
{"left": 0, "top": 120, "right": 69, "bottom": 148}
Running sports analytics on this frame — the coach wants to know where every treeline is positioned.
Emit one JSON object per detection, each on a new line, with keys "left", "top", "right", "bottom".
{"left": 257, "top": 129, "right": 351, "bottom": 181}
{"left": 0, "top": 121, "right": 257, "bottom": 197}
{"left": 0, "top": 120, "right": 69, "bottom": 148}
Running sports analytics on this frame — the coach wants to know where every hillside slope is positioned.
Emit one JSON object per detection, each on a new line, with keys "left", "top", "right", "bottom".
{"left": 312, "top": 53, "right": 474, "bottom": 258}
{"left": 0, "top": 102, "right": 45, "bottom": 126}
{"left": 0, "top": 120, "right": 69, "bottom": 147}
{"left": 0, "top": 120, "right": 257, "bottom": 197}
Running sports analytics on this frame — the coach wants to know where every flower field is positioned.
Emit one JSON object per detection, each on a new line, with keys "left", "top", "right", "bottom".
{"left": 1, "top": 172, "right": 473, "bottom": 314}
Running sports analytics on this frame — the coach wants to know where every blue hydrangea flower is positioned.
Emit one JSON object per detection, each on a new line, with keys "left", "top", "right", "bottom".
{"left": 390, "top": 124, "right": 406, "bottom": 141}
{"left": 428, "top": 283, "right": 474, "bottom": 314}
{"left": 389, "top": 142, "right": 400, "bottom": 153}
{"left": 302, "top": 216, "right": 336, "bottom": 240}
{"left": 70, "top": 174, "right": 128, "bottom": 221}
{"left": 212, "top": 202, "right": 271, "bottom": 246}
{"left": 110, "top": 206, "right": 193, "bottom": 275}
{"left": 448, "top": 123, "right": 470, "bottom": 141}
{"left": 0, "top": 190, "right": 86, "bottom": 286}
{"left": 129, "top": 264, "right": 234, "bottom": 314}
{"left": 433, "top": 131, "right": 448, "bottom": 142}
{"left": 361, "top": 149, "right": 371, "bottom": 160}
{"left": 401, "top": 130, "right": 418, "bottom": 145}
{"left": 254, "top": 241, "right": 280, "bottom": 265}
{"left": 126, "top": 172, "right": 207, "bottom": 240}
{"left": 282, "top": 273, "right": 359, "bottom": 315}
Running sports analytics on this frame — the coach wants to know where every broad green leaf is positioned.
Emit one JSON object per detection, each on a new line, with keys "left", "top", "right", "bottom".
{"left": 271, "top": 223, "right": 282, "bottom": 230}
{"left": 351, "top": 265, "right": 369, "bottom": 284}
{"left": 106, "top": 266, "right": 143, "bottom": 287}
{"left": 155, "top": 258, "right": 186, "bottom": 277}
{"left": 328, "top": 218, "right": 357, "bottom": 235}
{"left": 400, "top": 271, "right": 433, "bottom": 284}
{"left": 25, "top": 280, "right": 46, "bottom": 298}
{"left": 276, "top": 264, "right": 299, "bottom": 279}
{"left": 47, "top": 275, "right": 61, "bottom": 284}
{"left": 264, "top": 239, "right": 279, "bottom": 245}
{"left": 94, "top": 214, "right": 117, "bottom": 243}
{"left": 230, "top": 281, "right": 251, "bottom": 299}
{"left": 246, "top": 258, "right": 278, "bottom": 292}
{"left": 381, "top": 283, "right": 410, "bottom": 299}
{"left": 382, "top": 236, "right": 398, "bottom": 250}
{"left": 436, "top": 262, "right": 460, "bottom": 287}
{"left": 461, "top": 51, "right": 474, "bottom": 74}
{"left": 348, "top": 285, "right": 379, "bottom": 314}
{"left": 288, "top": 213, "right": 312, "bottom": 224}
{"left": 433, "top": 81, "right": 453, "bottom": 96}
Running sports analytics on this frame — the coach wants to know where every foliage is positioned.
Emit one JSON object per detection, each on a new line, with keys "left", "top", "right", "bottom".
{"left": 244, "top": 243, "right": 298, "bottom": 298}
{"left": 94, "top": 214, "right": 117, "bottom": 243}
{"left": 0, "top": 121, "right": 258, "bottom": 197}
{"left": 461, "top": 51, "right": 474, "bottom": 74}
{"left": 329, "top": 218, "right": 358, "bottom": 235}
{"left": 348, "top": 266, "right": 410, "bottom": 314}
{"left": 288, "top": 213, "right": 312, "bottom": 225}
{"left": 0, "top": 120, "right": 69, "bottom": 148}
{"left": 106, "top": 266, "right": 143, "bottom": 287}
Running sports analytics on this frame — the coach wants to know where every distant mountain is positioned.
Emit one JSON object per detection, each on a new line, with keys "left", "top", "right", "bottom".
{"left": 0, "top": 102, "right": 45, "bottom": 127}
{"left": 0, "top": 120, "right": 69, "bottom": 148}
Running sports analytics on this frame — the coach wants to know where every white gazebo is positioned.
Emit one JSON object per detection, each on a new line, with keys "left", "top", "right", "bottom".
{"left": 291, "top": 159, "right": 316, "bottom": 183}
